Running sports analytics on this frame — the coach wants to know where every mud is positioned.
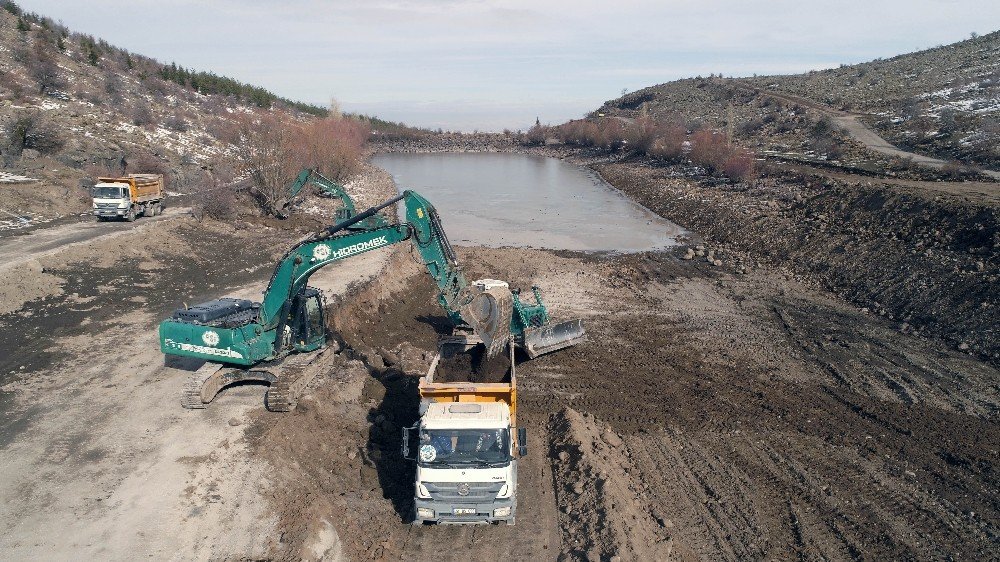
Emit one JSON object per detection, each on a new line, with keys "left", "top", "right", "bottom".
{"left": 593, "top": 161, "right": 1000, "bottom": 364}
{"left": 251, "top": 242, "right": 999, "bottom": 561}
{"left": 434, "top": 346, "right": 512, "bottom": 384}
{"left": 1, "top": 149, "right": 997, "bottom": 561}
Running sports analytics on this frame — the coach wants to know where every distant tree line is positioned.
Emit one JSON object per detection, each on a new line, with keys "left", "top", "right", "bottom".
{"left": 157, "top": 63, "right": 327, "bottom": 116}
{"left": 1, "top": 0, "right": 328, "bottom": 116}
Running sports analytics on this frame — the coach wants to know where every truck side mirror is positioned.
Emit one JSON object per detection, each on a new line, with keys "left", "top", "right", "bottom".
{"left": 517, "top": 427, "right": 528, "bottom": 457}
{"left": 401, "top": 426, "right": 416, "bottom": 460}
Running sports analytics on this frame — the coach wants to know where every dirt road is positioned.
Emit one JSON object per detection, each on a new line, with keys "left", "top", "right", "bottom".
{"left": 0, "top": 207, "right": 191, "bottom": 273}
{"left": 0, "top": 168, "right": 397, "bottom": 559}
{"left": 759, "top": 89, "right": 1000, "bottom": 180}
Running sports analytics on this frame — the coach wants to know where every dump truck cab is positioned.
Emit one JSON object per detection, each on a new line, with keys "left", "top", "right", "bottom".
{"left": 406, "top": 402, "right": 520, "bottom": 524}
{"left": 91, "top": 181, "right": 132, "bottom": 218}
{"left": 92, "top": 174, "right": 165, "bottom": 221}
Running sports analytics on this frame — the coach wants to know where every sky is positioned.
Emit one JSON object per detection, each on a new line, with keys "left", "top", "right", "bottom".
{"left": 14, "top": 0, "right": 1000, "bottom": 131}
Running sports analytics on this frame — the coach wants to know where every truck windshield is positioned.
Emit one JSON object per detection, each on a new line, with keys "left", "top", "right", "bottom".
{"left": 418, "top": 428, "right": 510, "bottom": 466}
{"left": 93, "top": 186, "right": 127, "bottom": 198}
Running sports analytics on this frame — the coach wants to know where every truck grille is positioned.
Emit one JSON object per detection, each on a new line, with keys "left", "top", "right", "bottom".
{"left": 424, "top": 482, "right": 503, "bottom": 502}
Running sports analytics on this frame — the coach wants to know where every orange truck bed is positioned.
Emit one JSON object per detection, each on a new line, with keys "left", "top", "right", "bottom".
{"left": 419, "top": 349, "right": 517, "bottom": 428}
{"left": 98, "top": 174, "right": 164, "bottom": 203}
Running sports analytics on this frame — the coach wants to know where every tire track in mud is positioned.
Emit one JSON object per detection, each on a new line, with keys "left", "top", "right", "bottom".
{"left": 517, "top": 253, "right": 1000, "bottom": 560}
{"left": 251, "top": 243, "right": 999, "bottom": 561}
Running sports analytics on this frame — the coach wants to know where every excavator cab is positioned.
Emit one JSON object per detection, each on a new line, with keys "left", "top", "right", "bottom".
{"left": 291, "top": 287, "right": 326, "bottom": 352}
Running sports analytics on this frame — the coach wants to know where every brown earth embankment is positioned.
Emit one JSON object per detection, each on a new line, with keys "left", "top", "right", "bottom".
{"left": 593, "top": 162, "right": 999, "bottom": 364}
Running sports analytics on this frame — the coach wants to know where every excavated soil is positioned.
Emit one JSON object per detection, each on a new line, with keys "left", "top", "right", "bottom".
{"left": 2, "top": 153, "right": 996, "bottom": 560}
{"left": 249, "top": 244, "right": 999, "bottom": 561}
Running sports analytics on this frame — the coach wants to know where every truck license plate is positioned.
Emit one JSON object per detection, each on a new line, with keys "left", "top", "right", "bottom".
{"left": 453, "top": 508, "right": 476, "bottom": 515}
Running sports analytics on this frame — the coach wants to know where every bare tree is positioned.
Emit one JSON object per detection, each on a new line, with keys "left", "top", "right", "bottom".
{"left": 29, "top": 45, "right": 65, "bottom": 94}
{"left": 229, "top": 114, "right": 293, "bottom": 216}
{"left": 2, "top": 110, "right": 64, "bottom": 163}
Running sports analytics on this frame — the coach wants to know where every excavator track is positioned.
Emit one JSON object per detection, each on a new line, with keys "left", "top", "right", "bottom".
{"left": 181, "top": 348, "right": 332, "bottom": 411}
{"left": 181, "top": 362, "right": 224, "bottom": 409}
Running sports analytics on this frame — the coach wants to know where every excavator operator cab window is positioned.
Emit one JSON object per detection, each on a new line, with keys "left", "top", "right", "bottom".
{"left": 291, "top": 289, "right": 325, "bottom": 350}
{"left": 305, "top": 295, "right": 323, "bottom": 340}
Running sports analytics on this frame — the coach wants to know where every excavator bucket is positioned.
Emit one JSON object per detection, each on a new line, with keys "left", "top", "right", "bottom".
{"left": 522, "top": 319, "right": 586, "bottom": 359}
{"left": 457, "top": 279, "right": 513, "bottom": 359}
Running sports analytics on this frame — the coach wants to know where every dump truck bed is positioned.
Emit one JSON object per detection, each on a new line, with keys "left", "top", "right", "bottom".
{"left": 420, "top": 349, "right": 517, "bottom": 428}
{"left": 98, "top": 174, "right": 164, "bottom": 203}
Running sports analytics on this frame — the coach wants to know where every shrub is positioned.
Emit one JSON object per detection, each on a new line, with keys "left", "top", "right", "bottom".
{"left": 524, "top": 123, "right": 548, "bottom": 145}
{"left": 2, "top": 111, "right": 64, "bottom": 160}
{"left": 622, "top": 116, "right": 660, "bottom": 154}
{"left": 104, "top": 72, "right": 125, "bottom": 104}
{"left": 647, "top": 123, "right": 687, "bottom": 161}
{"left": 28, "top": 45, "right": 66, "bottom": 93}
{"left": 688, "top": 129, "right": 757, "bottom": 182}
{"left": 130, "top": 152, "right": 170, "bottom": 177}
{"left": 287, "top": 115, "right": 369, "bottom": 182}
{"left": 193, "top": 177, "right": 237, "bottom": 220}
{"left": 163, "top": 113, "right": 188, "bottom": 132}
{"left": 722, "top": 149, "right": 756, "bottom": 182}
{"left": 131, "top": 103, "right": 154, "bottom": 127}
{"left": 556, "top": 120, "right": 599, "bottom": 146}
{"left": 689, "top": 129, "right": 730, "bottom": 171}
{"left": 592, "top": 119, "right": 626, "bottom": 150}
{"left": 228, "top": 113, "right": 369, "bottom": 216}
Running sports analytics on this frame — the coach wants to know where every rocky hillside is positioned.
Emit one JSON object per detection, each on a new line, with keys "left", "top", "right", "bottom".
{"left": 599, "top": 31, "right": 999, "bottom": 169}
{"left": 0, "top": 2, "right": 401, "bottom": 229}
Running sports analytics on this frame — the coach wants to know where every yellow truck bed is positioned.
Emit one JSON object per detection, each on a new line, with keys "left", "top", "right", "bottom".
{"left": 98, "top": 174, "right": 164, "bottom": 203}
{"left": 419, "top": 349, "right": 517, "bottom": 428}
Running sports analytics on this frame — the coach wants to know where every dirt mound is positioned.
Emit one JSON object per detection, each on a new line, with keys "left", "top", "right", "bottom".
{"left": 435, "top": 345, "right": 511, "bottom": 384}
{"left": 549, "top": 408, "right": 673, "bottom": 561}
{"left": 0, "top": 259, "right": 64, "bottom": 315}
{"left": 327, "top": 247, "right": 448, "bottom": 366}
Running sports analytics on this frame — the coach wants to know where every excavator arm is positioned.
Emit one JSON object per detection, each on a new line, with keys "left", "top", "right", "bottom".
{"left": 258, "top": 190, "right": 514, "bottom": 356}
{"left": 281, "top": 168, "right": 388, "bottom": 230}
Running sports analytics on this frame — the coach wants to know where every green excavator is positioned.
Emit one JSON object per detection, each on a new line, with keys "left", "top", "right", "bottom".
{"left": 160, "top": 171, "right": 585, "bottom": 411}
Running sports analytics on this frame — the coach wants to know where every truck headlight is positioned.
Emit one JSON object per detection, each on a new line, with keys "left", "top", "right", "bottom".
{"left": 416, "top": 507, "right": 434, "bottom": 519}
{"left": 493, "top": 506, "right": 511, "bottom": 518}
{"left": 117, "top": 201, "right": 127, "bottom": 208}
{"left": 416, "top": 483, "right": 431, "bottom": 499}
{"left": 496, "top": 483, "right": 511, "bottom": 498}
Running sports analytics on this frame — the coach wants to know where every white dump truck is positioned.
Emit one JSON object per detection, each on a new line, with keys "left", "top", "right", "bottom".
{"left": 92, "top": 174, "right": 165, "bottom": 221}
{"left": 402, "top": 344, "right": 527, "bottom": 525}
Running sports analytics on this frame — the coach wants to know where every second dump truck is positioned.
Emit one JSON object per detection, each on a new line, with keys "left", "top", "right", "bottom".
{"left": 92, "top": 174, "right": 165, "bottom": 221}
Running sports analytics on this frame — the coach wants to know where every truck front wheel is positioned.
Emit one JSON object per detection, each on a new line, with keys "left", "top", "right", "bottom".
{"left": 125, "top": 207, "right": 136, "bottom": 222}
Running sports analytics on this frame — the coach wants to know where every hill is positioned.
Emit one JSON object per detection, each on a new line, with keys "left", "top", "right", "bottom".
{"left": 0, "top": 2, "right": 420, "bottom": 228}
{"left": 595, "top": 30, "right": 999, "bottom": 170}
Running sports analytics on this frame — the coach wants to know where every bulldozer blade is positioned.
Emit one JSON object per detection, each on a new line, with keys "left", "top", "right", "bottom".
{"left": 457, "top": 279, "right": 513, "bottom": 359}
{"left": 522, "top": 319, "right": 586, "bottom": 359}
